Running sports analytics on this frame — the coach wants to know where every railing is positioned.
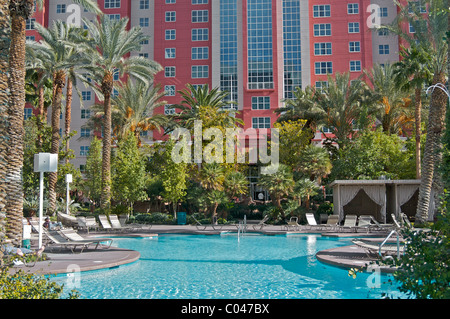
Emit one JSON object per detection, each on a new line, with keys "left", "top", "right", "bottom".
{"left": 379, "top": 229, "right": 401, "bottom": 259}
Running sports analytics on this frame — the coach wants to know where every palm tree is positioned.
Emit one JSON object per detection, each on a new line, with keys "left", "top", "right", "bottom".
{"left": 393, "top": 45, "right": 433, "bottom": 178}
{"left": 80, "top": 15, "right": 162, "bottom": 211}
{"left": 314, "top": 72, "right": 376, "bottom": 147}
{"left": 258, "top": 164, "right": 295, "bottom": 219}
{"left": 198, "top": 163, "right": 226, "bottom": 221}
{"left": 364, "top": 63, "right": 413, "bottom": 135}
{"left": 389, "top": 0, "right": 448, "bottom": 223}
{"left": 27, "top": 21, "right": 88, "bottom": 213}
{"left": 111, "top": 79, "right": 168, "bottom": 145}
{"left": 3, "top": 0, "right": 100, "bottom": 246}
{"left": 297, "top": 144, "right": 332, "bottom": 184}
{"left": 224, "top": 171, "right": 249, "bottom": 200}
{"left": 171, "top": 84, "right": 241, "bottom": 131}
{"left": 276, "top": 86, "right": 326, "bottom": 134}
{"left": 0, "top": 0, "right": 9, "bottom": 245}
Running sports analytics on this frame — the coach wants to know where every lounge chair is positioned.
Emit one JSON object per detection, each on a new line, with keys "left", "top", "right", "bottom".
{"left": 284, "top": 217, "right": 300, "bottom": 231}
{"left": 303, "top": 213, "right": 326, "bottom": 231}
{"left": 355, "top": 215, "right": 379, "bottom": 233}
{"left": 44, "top": 230, "right": 94, "bottom": 253}
{"left": 98, "top": 215, "right": 121, "bottom": 232}
{"left": 192, "top": 216, "right": 223, "bottom": 231}
{"left": 338, "top": 214, "right": 358, "bottom": 232}
{"left": 77, "top": 216, "right": 99, "bottom": 233}
{"left": 1, "top": 244, "right": 46, "bottom": 267}
{"left": 57, "top": 212, "right": 78, "bottom": 228}
{"left": 58, "top": 228, "right": 113, "bottom": 249}
{"left": 252, "top": 215, "right": 269, "bottom": 230}
{"left": 369, "top": 216, "right": 395, "bottom": 231}
{"left": 323, "top": 214, "right": 339, "bottom": 232}
{"left": 109, "top": 214, "right": 142, "bottom": 232}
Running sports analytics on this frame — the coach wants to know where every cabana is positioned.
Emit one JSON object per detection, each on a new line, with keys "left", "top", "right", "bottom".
{"left": 329, "top": 180, "right": 433, "bottom": 223}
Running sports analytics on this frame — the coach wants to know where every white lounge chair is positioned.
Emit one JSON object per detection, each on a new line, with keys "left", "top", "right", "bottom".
{"left": 98, "top": 214, "right": 118, "bottom": 232}
{"left": 192, "top": 216, "right": 223, "bottom": 231}
{"left": 323, "top": 214, "right": 339, "bottom": 232}
{"left": 338, "top": 214, "right": 358, "bottom": 232}
{"left": 109, "top": 214, "right": 141, "bottom": 232}
{"left": 304, "top": 213, "right": 326, "bottom": 231}
{"left": 44, "top": 229, "right": 94, "bottom": 253}
{"left": 59, "top": 228, "right": 113, "bottom": 249}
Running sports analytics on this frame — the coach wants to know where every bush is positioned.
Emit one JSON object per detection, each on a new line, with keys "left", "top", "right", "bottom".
{"left": 131, "top": 212, "right": 175, "bottom": 224}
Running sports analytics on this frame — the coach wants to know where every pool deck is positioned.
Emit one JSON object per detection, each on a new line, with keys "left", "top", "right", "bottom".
{"left": 10, "top": 224, "right": 398, "bottom": 275}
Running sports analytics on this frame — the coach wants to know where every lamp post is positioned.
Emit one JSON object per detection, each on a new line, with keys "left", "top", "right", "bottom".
{"left": 34, "top": 153, "right": 58, "bottom": 249}
{"left": 66, "top": 174, "right": 72, "bottom": 215}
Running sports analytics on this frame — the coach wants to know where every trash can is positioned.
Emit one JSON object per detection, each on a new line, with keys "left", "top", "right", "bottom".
{"left": 22, "top": 239, "right": 31, "bottom": 249}
{"left": 177, "top": 212, "right": 187, "bottom": 225}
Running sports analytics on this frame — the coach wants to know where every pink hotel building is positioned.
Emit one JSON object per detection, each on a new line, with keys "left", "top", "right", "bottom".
{"left": 25, "top": 0, "right": 404, "bottom": 171}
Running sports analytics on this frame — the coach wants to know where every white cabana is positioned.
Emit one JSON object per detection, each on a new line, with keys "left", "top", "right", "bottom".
{"left": 329, "top": 180, "right": 434, "bottom": 223}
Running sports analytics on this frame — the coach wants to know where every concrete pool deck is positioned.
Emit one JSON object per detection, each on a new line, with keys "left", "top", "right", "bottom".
{"left": 10, "top": 224, "right": 397, "bottom": 275}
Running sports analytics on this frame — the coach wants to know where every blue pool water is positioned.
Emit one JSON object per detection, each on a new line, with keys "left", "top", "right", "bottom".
{"left": 53, "top": 234, "right": 405, "bottom": 299}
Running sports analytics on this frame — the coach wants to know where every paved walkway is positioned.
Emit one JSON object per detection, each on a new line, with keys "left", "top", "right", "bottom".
{"left": 10, "top": 224, "right": 397, "bottom": 275}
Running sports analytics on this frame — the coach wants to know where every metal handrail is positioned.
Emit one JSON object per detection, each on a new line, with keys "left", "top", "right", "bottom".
{"left": 378, "top": 229, "right": 401, "bottom": 259}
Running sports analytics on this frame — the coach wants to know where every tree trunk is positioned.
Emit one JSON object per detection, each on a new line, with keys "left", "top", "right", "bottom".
{"left": 100, "top": 72, "right": 113, "bottom": 212}
{"left": 416, "top": 71, "right": 447, "bottom": 223}
{"left": 65, "top": 76, "right": 73, "bottom": 164}
{"left": 0, "top": 0, "right": 10, "bottom": 247}
{"left": 48, "top": 70, "right": 66, "bottom": 214}
{"left": 6, "top": 0, "right": 34, "bottom": 246}
{"left": 36, "top": 72, "right": 45, "bottom": 149}
{"left": 414, "top": 88, "right": 422, "bottom": 179}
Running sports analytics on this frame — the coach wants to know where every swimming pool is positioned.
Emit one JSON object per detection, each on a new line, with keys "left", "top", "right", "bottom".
{"left": 54, "top": 234, "right": 404, "bottom": 299}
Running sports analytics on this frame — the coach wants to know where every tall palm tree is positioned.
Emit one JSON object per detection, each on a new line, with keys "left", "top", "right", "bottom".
{"left": 111, "top": 79, "right": 168, "bottom": 145}
{"left": 198, "top": 163, "right": 226, "bottom": 220}
{"left": 3, "top": 0, "right": 100, "bottom": 245}
{"left": 364, "top": 63, "right": 413, "bottom": 135}
{"left": 393, "top": 45, "right": 433, "bottom": 179}
{"left": 0, "top": 0, "right": 10, "bottom": 245}
{"left": 297, "top": 144, "right": 332, "bottom": 184}
{"left": 27, "top": 21, "right": 88, "bottom": 213}
{"left": 389, "top": 0, "right": 448, "bottom": 223}
{"left": 80, "top": 15, "right": 162, "bottom": 211}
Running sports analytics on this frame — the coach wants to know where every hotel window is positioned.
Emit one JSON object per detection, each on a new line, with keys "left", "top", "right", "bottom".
{"left": 26, "top": 35, "right": 35, "bottom": 41}
{"left": 192, "top": 47, "right": 209, "bottom": 60}
{"left": 350, "top": 60, "right": 361, "bottom": 72}
{"left": 192, "top": 10, "right": 209, "bottom": 23}
{"left": 192, "top": 65, "right": 209, "bottom": 78}
{"left": 315, "top": 81, "right": 328, "bottom": 92}
{"left": 349, "top": 41, "right": 360, "bottom": 52}
{"left": 56, "top": 4, "right": 66, "bottom": 13}
{"left": 166, "top": 0, "right": 176, "bottom": 3}
{"left": 313, "top": 24, "right": 331, "bottom": 36}
{"left": 140, "top": 0, "right": 149, "bottom": 9}
{"left": 165, "top": 66, "right": 176, "bottom": 77}
{"left": 165, "top": 11, "right": 176, "bottom": 22}
{"left": 379, "top": 44, "right": 390, "bottom": 54}
{"left": 408, "top": 1, "right": 427, "bottom": 13}
{"left": 139, "top": 53, "right": 149, "bottom": 58}
{"left": 378, "top": 28, "right": 389, "bottom": 36}
{"left": 164, "top": 105, "right": 175, "bottom": 115}
{"left": 82, "top": 91, "right": 91, "bottom": 101}
{"left": 165, "top": 85, "right": 176, "bottom": 96}
{"left": 107, "top": 14, "right": 120, "bottom": 20}
{"left": 347, "top": 3, "right": 359, "bottom": 14}
{"left": 193, "top": 0, "right": 208, "bottom": 4}
{"left": 252, "top": 117, "right": 270, "bottom": 129}
{"left": 348, "top": 22, "right": 360, "bottom": 33}
{"left": 313, "top": 5, "right": 331, "bottom": 18}
{"left": 80, "top": 146, "right": 90, "bottom": 156}
{"left": 314, "top": 62, "right": 332, "bottom": 75}
{"left": 24, "top": 108, "right": 33, "bottom": 120}
{"left": 165, "top": 29, "right": 176, "bottom": 40}
{"left": 81, "top": 109, "right": 91, "bottom": 119}
{"left": 26, "top": 19, "right": 35, "bottom": 30}
{"left": 140, "top": 39, "right": 149, "bottom": 45}
{"left": 251, "top": 97, "right": 270, "bottom": 110}
{"left": 314, "top": 42, "right": 332, "bottom": 55}
{"left": 104, "top": 0, "right": 120, "bottom": 9}
{"left": 113, "top": 69, "right": 120, "bottom": 81}
{"left": 139, "top": 17, "right": 149, "bottom": 27}
{"left": 165, "top": 48, "right": 176, "bottom": 59}
{"left": 192, "top": 28, "right": 209, "bottom": 41}
{"left": 379, "top": 7, "right": 388, "bottom": 17}
{"left": 80, "top": 128, "right": 91, "bottom": 138}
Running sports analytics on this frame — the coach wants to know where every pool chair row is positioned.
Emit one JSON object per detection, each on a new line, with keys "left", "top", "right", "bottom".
{"left": 98, "top": 214, "right": 144, "bottom": 232}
